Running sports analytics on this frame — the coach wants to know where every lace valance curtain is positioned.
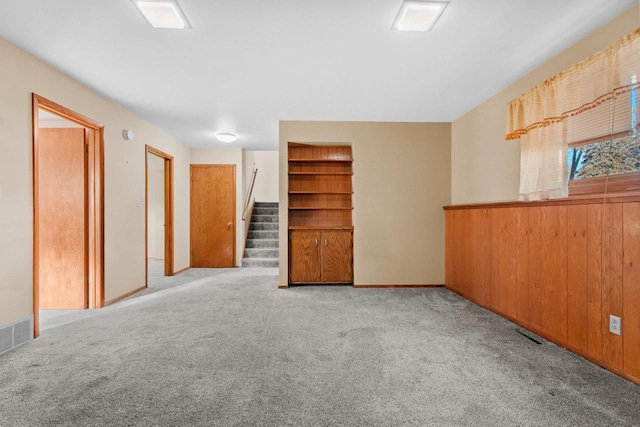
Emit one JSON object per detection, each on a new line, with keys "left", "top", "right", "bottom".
{"left": 506, "top": 28, "right": 639, "bottom": 141}
{"left": 506, "top": 28, "right": 639, "bottom": 201}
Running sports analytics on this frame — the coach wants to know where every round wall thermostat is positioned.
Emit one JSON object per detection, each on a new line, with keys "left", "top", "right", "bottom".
{"left": 122, "top": 129, "right": 134, "bottom": 141}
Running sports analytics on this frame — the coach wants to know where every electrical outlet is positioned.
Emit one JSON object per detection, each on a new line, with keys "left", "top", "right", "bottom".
{"left": 609, "top": 315, "right": 621, "bottom": 335}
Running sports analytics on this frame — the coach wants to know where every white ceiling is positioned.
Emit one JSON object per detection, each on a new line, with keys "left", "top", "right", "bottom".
{"left": 0, "top": 0, "right": 636, "bottom": 150}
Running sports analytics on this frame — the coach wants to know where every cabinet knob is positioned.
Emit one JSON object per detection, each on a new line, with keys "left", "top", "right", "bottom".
{"left": 325, "top": 238, "right": 328, "bottom": 247}
{"left": 315, "top": 239, "right": 318, "bottom": 248}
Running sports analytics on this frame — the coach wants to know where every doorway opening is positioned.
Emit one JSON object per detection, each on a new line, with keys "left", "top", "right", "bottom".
{"left": 146, "top": 145, "right": 174, "bottom": 285}
{"left": 32, "top": 94, "right": 104, "bottom": 337}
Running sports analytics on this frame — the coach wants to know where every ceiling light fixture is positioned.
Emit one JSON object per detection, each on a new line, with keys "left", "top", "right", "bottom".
{"left": 392, "top": 0, "right": 449, "bottom": 32}
{"left": 133, "top": 0, "right": 191, "bottom": 29}
{"left": 216, "top": 133, "right": 237, "bottom": 143}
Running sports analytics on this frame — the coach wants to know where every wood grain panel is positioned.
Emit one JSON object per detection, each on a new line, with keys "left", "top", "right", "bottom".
{"left": 515, "top": 208, "right": 529, "bottom": 326}
{"left": 475, "top": 209, "right": 492, "bottom": 307}
{"left": 540, "top": 206, "right": 568, "bottom": 342}
{"left": 460, "top": 210, "right": 473, "bottom": 299}
{"left": 289, "top": 231, "right": 321, "bottom": 283}
{"left": 190, "top": 165, "right": 236, "bottom": 267}
{"left": 445, "top": 211, "right": 454, "bottom": 291}
{"left": 444, "top": 198, "right": 640, "bottom": 385}
{"left": 567, "top": 205, "right": 588, "bottom": 353}
{"left": 489, "top": 209, "right": 501, "bottom": 312}
{"left": 451, "top": 209, "right": 464, "bottom": 294}
{"left": 499, "top": 208, "right": 518, "bottom": 319}
{"left": 622, "top": 203, "right": 640, "bottom": 378}
{"left": 289, "top": 161, "right": 352, "bottom": 174}
{"left": 288, "top": 209, "right": 352, "bottom": 227}
{"left": 602, "top": 203, "right": 623, "bottom": 369}
{"left": 321, "top": 231, "right": 353, "bottom": 283}
{"left": 38, "top": 128, "right": 87, "bottom": 309}
{"left": 586, "top": 204, "right": 603, "bottom": 360}
{"left": 288, "top": 175, "right": 352, "bottom": 193}
{"left": 527, "top": 207, "right": 543, "bottom": 333}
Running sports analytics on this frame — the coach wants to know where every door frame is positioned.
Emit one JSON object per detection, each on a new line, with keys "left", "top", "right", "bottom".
{"left": 32, "top": 94, "right": 105, "bottom": 337}
{"left": 145, "top": 145, "right": 174, "bottom": 284}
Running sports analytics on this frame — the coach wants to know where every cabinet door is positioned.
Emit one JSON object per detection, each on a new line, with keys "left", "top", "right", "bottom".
{"left": 289, "top": 231, "right": 321, "bottom": 283}
{"left": 321, "top": 231, "right": 353, "bottom": 283}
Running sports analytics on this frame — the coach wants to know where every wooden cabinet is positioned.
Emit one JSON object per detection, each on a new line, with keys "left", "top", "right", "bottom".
{"left": 288, "top": 142, "right": 354, "bottom": 285}
{"left": 289, "top": 229, "right": 353, "bottom": 284}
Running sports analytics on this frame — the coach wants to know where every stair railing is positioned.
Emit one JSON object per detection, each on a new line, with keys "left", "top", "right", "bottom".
{"left": 242, "top": 167, "right": 258, "bottom": 221}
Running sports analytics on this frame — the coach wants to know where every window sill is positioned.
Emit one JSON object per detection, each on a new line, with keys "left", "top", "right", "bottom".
{"left": 569, "top": 171, "right": 640, "bottom": 197}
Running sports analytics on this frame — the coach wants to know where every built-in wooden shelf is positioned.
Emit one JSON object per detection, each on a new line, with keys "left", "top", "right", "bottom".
{"left": 288, "top": 172, "right": 354, "bottom": 176}
{"left": 288, "top": 142, "right": 354, "bottom": 285}
{"left": 288, "top": 207, "right": 353, "bottom": 210}
{"left": 288, "top": 191, "right": 354, "bottom": 194}
{"left": 288, "top": 225, "right": 354, "bottom": 230}
{"left": 289, "top": 158, "right": 354, "bottom": 163}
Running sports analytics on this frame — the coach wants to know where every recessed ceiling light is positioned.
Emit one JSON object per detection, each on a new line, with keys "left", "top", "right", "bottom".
{"left": 392, "top": 0, "right": 449, "bottom": 32}
{"left": 216, "top": 133, "right": 237, "bottom": 143}
{"left": 133, "top": 0, "right": 191, "bottom": 29}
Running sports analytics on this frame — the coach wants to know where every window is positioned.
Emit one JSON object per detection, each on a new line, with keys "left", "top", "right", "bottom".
{"left": 506, "top": 29, "right": 639, "bottom": 201}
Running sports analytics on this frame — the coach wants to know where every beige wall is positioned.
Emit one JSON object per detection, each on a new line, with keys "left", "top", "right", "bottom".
{"left": 190, "top": 147, "right": 245, "bottom": 265}
{"left": 0, "top": 36, "right": 191, "bottom": 326}
{"left": 253, "top": 151, "right": 279, "bottom": 202}
{"left": 279, "top": 121, "right": 451, "bottom": 286}
{"left": 451, "top": 4, "right": 640, "bottom": 205}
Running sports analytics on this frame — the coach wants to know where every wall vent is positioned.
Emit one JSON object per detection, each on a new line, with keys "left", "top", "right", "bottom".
{"left": 0, "top": 325, "right": 12, "bottom": 354}
{"left": 0, "top": 316, "right": 33, "bottom": 355}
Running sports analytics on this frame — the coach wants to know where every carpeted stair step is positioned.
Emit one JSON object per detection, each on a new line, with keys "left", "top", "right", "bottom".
{"left": 251, "top": 214, "right": 279, "bottom": 223}
{"left": 252, "top": 207, "right": 279, "bottom": 216}
{"left": 253, "top": 202, "right": 278, "bottom": 208}
{"left": 244, "top": 248, "right": 279, "bottom": 258}
{"left": 245, "top": 238, "right": 279, "bottom": 249}
{"left": 248, "top": 230, "right": 278, "bottom": 240}
{"left": 250, "top": 222, "right": 279, "bottom": 231}
{"left": 244, "top": 202, "right": 279, "bottom": 268}
{"left": 241, "top": 257, "right": 279, "bottom": 268}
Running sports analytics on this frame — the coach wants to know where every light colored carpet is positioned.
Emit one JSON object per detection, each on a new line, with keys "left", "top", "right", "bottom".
{"left": 3, "top": 268, "right": 640, "bottom": 426}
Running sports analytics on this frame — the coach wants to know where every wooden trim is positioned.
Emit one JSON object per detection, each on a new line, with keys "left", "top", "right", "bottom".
{"left": 288, "top": 226, "right": 354, "bottom": 230}
{"left": 569, "top": 171, "right": 640, "bottom": 197}
{"left": 353, "top": 284, "right": 445, "bottom": 288}
{"left": 104, "top": 286, "right": 147, "bottom": 306}
{"left": 444, "top": 193, "right": 640, "bottom": 210}
{"left": 145, "top": 145, "right": 175, "bottom": 280}
{"left": 173, "top": 266, "right": 190, "bottom": 275}
{"left": 32, "top": 94, "right": 105, "bottom": 338}
{"left": 446, "top": 286, "right": 640, "bottom": 387}
{"left": 32, "top": 96, "right": 39, "bottom": 338}
{"left": 278, "top": 284, "right": 289, "bottom": 289}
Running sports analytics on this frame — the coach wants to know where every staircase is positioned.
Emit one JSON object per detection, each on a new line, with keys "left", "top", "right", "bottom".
{"left": 242, "top": 202, "right": 279, "bottom": 268}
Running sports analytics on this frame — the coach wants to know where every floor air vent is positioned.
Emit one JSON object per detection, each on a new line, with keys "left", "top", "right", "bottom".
{"left": 515, "top": 329, "right": 543, "bottom": 345}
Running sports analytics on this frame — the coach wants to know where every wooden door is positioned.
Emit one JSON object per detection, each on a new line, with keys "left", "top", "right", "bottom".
{"left": 321, "top": 230, "right": 353, "bottom": 283}
{"left": 289, "top": 231, "right": 321, "bottom": 283}
{"left": 190, "top": 165, "right": 236, "bottom": 267}
{"left": 38, "top": 128, "right": 87, "bottom": 309}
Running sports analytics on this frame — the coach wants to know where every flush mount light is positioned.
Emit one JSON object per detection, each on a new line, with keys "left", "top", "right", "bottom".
{"left": 392, "top": 0, "right": 449, "bottom": 32}
{"left": 133, "top": 0, "right": 191, "bottom": 29}
{"left": 216, "top": 133, "right": 237, "bottom": 143}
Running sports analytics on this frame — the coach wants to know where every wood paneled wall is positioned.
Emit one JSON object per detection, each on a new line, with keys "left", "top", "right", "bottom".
{"left": 444, "top": 197, "right": 640, "bottom": 385}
